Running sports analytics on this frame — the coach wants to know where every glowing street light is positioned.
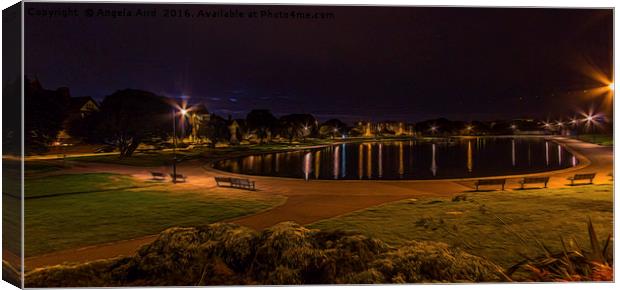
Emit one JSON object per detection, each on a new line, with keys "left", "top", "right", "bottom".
{"left": 429, "top": 126, "right": 438, "bottom": 135}
{"left": 171, "top": 105, "right": 189, "bottom": 184}
{"left": 609, "top": 82, "right": 614, "bottom": 91}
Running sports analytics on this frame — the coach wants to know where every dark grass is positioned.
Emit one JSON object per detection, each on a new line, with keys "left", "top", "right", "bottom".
{"left": 310, "top": 184, "right": 613, "bottom": 268}
{"left": 24, "top": 173, "right": 139, "bottom": 198}
{"left": 25, "top": 188, "right": 285, "bottom": 256}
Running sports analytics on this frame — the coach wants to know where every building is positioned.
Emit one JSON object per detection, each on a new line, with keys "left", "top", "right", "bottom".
{"left": 56, "top": 96, "right": 100, "bottom": 145}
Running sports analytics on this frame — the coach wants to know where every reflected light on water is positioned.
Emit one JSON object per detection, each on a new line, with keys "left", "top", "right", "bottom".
{"left": 467, "top": 140, "right": 473, "bottom": 173}
{"left": 315, "top": 151, "right": 321, "bottom": 179}
{"left": 333, "top": 145, "right": 340, "bottom": 179}
{"left": 217, "top": 138, "right": 578, "bottom": 180}
{"left": 399, "top": 142, "right": 404, "bottom": 177}
{"left": 572, "top": 156, "right": 577, "bottom": 167}
{"left": 303, "top": 152, "right": 311, "bottom": 181}
{"left": 358, "top": 143, "right": 363, "bottom": 179}
{"left": 430, "top": 143, "right": 437, "bottom": 176}
{"left": 545, "top": 141, "right": 549, "bottom": 166}
{"left": 511, "top": 139, "right": 516, "bottom": 167}
{"left": 341, "top": 144, "right": 346, "bottom": 178}
{"left": 367, "top": 143, "right": 372, "bottom": 178}
{"left": 378, "top": 143, "right": 383, "bottom": 178}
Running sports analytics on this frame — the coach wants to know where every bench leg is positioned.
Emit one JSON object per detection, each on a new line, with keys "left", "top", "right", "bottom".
{"left": 475, "top": 185, "right": 479, "bottom": 191}
{"left": 520, "top": 183, "right": 524, "bottom": 190}
{"left": 501, "top": 184, "right": 505, "bottom": 191}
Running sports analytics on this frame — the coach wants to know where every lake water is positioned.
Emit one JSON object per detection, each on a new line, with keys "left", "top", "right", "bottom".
{"left": 214, "top": 137, "right": 578, "bottom": 180}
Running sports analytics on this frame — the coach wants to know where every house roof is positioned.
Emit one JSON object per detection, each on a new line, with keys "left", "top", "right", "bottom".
{"left": 69, "top": 96, "right": 98, "bottom": 112}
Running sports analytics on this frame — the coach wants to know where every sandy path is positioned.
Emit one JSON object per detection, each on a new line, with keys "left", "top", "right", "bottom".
{"left": 22, "top": 137, "right": 612, "bottom": 270}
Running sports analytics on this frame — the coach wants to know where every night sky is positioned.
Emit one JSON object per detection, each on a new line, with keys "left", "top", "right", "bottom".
{"left": 25, "top": 3, "right": 613, "bottom": 123}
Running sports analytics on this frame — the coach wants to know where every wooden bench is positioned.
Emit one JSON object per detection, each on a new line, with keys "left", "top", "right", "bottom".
{"left": 170, "top": 173, "right": 187, "bottom": 183}
{"left": 214, "top": 177, "right": 232, "bottom": 187}
{"left": 150, "top": 172, "right": 166, "bottom": 181}
{"left": 214, "top": 177, "right": 256, "bottom": 190}
{"left": 474, "top": 178, "right": 506, "bottom": 191}
{"left": 518, "top": 176, "right": 550, "bottom": 189}
{"left": 567, "top": 173, "right": 595, "bottom": 185}
{"left": 232, "top": 178, "right": 256, "bottom": 190}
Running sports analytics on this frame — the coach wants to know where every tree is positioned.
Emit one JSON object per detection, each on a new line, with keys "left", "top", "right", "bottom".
{"left": 24, "top": 77, "right": 70, "bottom": 154}
{"left": 246, "top": 109, "right": 278, "bottom": 144}
{"left": 93, "top": 89, "right": 171, "bottom": 158}
{"left": 278, "top": 114, "right": 318, "bottom": 142}
{"left": 319, "top": 119, "right": 347, "bottom": 138}
{"left": 200, "top": 114, "right": 230, "bottom": 147}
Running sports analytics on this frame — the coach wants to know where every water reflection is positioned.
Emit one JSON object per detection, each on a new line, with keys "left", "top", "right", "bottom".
{"left": 315, "top": 151, "right": 321, "bottom": 179}
{"left": 358, "top": 143, "right": 363, "bottom": 179}
{"left": 430, "top": 143, "right": 437, "bottom": 176}
{"left": 399, "top": 142, "right": 404, "bottom": 177}
{"left": 367, "top": 143, "right": 372, "bottom": 178}
{"left": 378, "top": 143, "right": 383, "bottom": 178}
{"left": 511, "top": 139, "right": 516, "bottom": 167}
{"left": 341, "top": 144, "right": 346, "bottom": 178}
{"left": 467, "top": 140, "right": 473, "bottom": 173}
{"left": 333, "top": 145, "right": 340, "bottom": 179}
{"left": 545, "top": 141, "right": 550, "bottom": 166}
{"left": 216, "top": 138, "right": 578, "bottom": 180}
{"left": 303, "top": 152, "right": 311, "bottom": 181}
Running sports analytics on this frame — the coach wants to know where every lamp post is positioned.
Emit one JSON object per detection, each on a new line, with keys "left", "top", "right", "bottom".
{"left": 172, "top": 108, "right": 187, "bottom": 183}
{"left": 583, "top": 115, "right": 596, "bottom": 144}
{"left": 570, "top": 118, "right": 579, "bottom": 138}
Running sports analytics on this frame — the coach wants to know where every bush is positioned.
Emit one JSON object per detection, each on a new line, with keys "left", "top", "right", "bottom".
{"left": 25, "top": 222, "right": 504, "bottom": 287}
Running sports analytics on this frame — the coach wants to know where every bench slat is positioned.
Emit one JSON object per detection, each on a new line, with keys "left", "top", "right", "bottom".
{"left": 214, "top": 177, "right": 255, "bottom": 190}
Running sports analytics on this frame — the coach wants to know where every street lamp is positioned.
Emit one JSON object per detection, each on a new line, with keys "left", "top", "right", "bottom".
{"left": 172, "top": 108, "right": 188, "bottom": 183}
{"left": 465, "top": 125, "right": 474, "bottom": 135}
{"left": 582, "top": 113, "right": 598, "bottom": 144}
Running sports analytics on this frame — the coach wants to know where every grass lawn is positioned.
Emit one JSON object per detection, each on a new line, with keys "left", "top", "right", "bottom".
{"left": 310, "top": 184, "right": 613, "bottom": 268}
{"left": 576, "top": 134, "right": 613, "bottom": 146}
{"left": 24, "top": 174, "right": 286, "bottom": 256}
{"left": 25, "top": 173, "right": 139, "bottom": 198}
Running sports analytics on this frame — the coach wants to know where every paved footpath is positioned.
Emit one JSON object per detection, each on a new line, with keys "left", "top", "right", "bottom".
{"left": 22, "top": 137, "right": 612, "bottom": 270}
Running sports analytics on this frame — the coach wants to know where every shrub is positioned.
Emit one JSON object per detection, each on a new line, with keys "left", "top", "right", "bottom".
{"left": 25, "top": 222, "right": 504, "bottom": 287}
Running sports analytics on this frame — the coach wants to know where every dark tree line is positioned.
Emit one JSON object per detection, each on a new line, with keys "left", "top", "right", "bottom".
{"left": 25, "top": 79, "right": 576, "bottom": 158}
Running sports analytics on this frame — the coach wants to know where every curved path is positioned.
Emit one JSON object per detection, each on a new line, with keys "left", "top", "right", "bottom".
{"left": 23, "top": 137, "right": 612, "bottom": 270}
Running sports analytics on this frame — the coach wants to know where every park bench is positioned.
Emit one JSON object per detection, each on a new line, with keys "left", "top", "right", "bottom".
{"left": 170, "top": 173, "right": 187, "bottom": 183}
{"left": 567, "top": 173, "right": 595, "bottom": 186}
{"left": 518, "top": 176, "right": 550, "bottom": 189}
{"left": 214, "top": 177, "right": 256, "bottom": 190}
{"left": 150, "top": 172, "right": 166, "bottom": 181}
{"left": 214, "top": 177, "right": 232, "bottom": 187}
{"left": 474, "top": 178, "right": 506, "bottom": 191}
